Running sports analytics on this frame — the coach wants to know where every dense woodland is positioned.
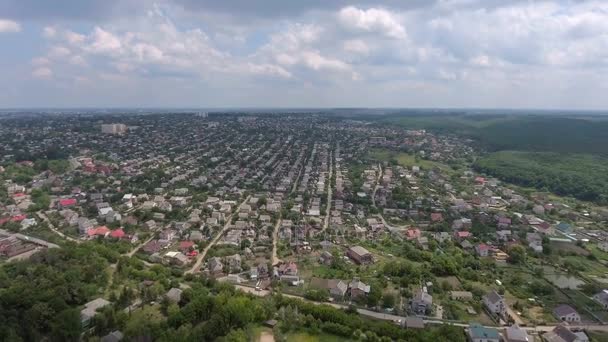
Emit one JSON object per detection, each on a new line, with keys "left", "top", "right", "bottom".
{"left": 474, "top": 151, "right": 608, "bottom": 204}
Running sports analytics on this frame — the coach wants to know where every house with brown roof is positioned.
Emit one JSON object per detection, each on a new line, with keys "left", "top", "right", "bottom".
{"left": 347, "top": 245, "right": 373, "bottom": 265}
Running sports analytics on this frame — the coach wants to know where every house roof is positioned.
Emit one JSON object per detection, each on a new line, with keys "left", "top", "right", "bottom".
{"left": 553, "top": 304, "right": 578, "bottom": 317}
{"left": 59, "top": 198, "right": 77, "bottom": 206}
{"left": 469, "top": 323, "right": 499, "bottom": 339}
{"left": 109, "top": 228, "right": 125, "bottom": 238}
{"left": 349, "top": 245, "right": 371, "bottom": 256}
{"left": 485, "top": 290, "right": 503, "bottom": 305}
{"left": 505, "top": 325, "right": 528, "bottom": 342}
{"left": 88, "top": 226, "right": 110, "bottom": 237}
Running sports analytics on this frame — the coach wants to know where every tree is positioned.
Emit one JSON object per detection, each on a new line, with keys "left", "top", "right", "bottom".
{"left": 508, "top": 245, "right": 526, "bottom": 265}
{"left": 381, "top": 293, "right": 396, "bottom": 308}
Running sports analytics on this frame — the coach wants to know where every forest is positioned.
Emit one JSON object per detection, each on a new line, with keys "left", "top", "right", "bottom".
{"left": 474, "top": 151, "right": 608, "bottom": 204}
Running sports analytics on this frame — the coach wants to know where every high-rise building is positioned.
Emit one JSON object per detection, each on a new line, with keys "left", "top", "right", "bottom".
{"left": 101, "top": 124, "right": 128, "bottom": 135}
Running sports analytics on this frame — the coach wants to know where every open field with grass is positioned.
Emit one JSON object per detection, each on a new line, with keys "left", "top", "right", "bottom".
{"left": 368, "top": 148, "right": 452, "bottom": 172}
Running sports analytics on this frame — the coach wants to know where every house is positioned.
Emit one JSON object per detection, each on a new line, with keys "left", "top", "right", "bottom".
{"left": 347, "top": 246, "right": 373, "bottom": 265}
{"left": 430, "top": 213, "right": 443, "bottom": 222}
{"left": 468, "top": 323, "right": 500, "bottom": 342}
{"left": 178, "top": 240, "right": 195, "bottom": 253}
{"left": 405, "top": 228, "right": 421, "bottom": 240}
{"left": 330, "top": 280, "right": 348, "bottom": 299}
{"left": 208, "top": 257, "right": 224, "bottom": 275}
{"left": 483, "top": 290, "right": 507, "bottom": 318}
{"left": 542, "top": 324, "right": 588, "bottom": 342}
{"left": 553, "top": 304, "right": 581, "bottom": 323}
{"left": 410, "top": 287, "right": 433, "bottom": 315}
{"left": 476, "top": 243, "right": 492, "bottom": 257}
{"left": 58, "top": 198, "right": 77, "bottom": 209}
{"left": 81, "top": 298, "right": 111, "bottom": 327}
{"left": 189, "top": 230, "right": 204, "bottom": 241}
{"left": 433, "top": 232, "right": 452, "bottom": 243}
{"left": 142, "top": 240, "right": 166, "bottom": 255}
{"left": 109, "top": 228, "right": 125, "bottom": 239}
{"left": 165, "top": 288, "right": 183, "bottom": 303}
{"left": 504, "top": 324, "right": 529, "bottom": 342}
{"left": 225, "top": 254, "right": 242, "bottom": 273}
{"left": 319, "top": 251, "right": 333, "bottom": 265}
{"left": 455, "top": 230, "right": 472, "bottom": 241}
{"left": 144, "top": 220, "right": 157, "bottom": 230}
{"left": 349, "top": 279, "right": 370, "bottom": 299}
{"left": 101, "top": 330, "right": 124, "bottom": 342}
{"left": 159, "top": 229, "right": 176, "bottom": 242}
{"left": 277, "top": 261, "right": 298, "bottom": 276}
{"left": 450, "top": 291, "right": 474, "bottom": 301}
{"left": 556, "top": 222, "right": 573, "bottom": 234}
{"left": 593, "top": 290, "right": 608, "bottom": 309}
{"left": 88, "top": 226, "right": 110, "bottom": 238}
{"left": 257, "top": 263, "right": 269, "bottom": 279}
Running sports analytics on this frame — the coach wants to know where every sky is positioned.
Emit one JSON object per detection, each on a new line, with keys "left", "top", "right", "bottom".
{"left": 1, "top": 0, "right": 608, "bottom": 109}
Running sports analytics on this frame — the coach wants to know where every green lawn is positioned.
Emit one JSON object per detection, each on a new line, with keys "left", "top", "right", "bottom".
{"left": 285, "top": 332, "right": 351, "bottom": 342}
{"left": 368, "top": 148, "right": 451, "bottom": 172}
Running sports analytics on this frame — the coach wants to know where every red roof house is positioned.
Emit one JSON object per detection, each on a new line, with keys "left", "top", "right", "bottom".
{"left": 88, "top": 226, "right": 110, "bottom": 237}
{"left": 179, "top": 241, "right": 195, "bottom": 252}
{"left": 110, "top": 228, "right": 125, "bottom": 239}
{"left": 59, "top": 198, "right": 77, "bottom": 208}
{"left": 430, "top": 213, "right": 443, "bottom": 222}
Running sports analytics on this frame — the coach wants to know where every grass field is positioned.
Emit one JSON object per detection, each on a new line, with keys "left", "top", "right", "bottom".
{"left": 285, "top": 332, "right": 351, "bottom": 342}
{"left": 368, "top": 148, "right": 451, "bottom": 172}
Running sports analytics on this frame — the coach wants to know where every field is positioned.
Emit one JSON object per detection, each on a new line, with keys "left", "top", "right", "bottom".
{"left": 368, "top": 148, "right": 451, "bottom": 172}
{"left": 284, "top": 332, "right": 351, "bottom": 342}
{"left": 474, "top": 151, "right": 608, "bottom": 204}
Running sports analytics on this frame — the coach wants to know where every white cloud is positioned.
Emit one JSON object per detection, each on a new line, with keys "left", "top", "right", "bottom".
{"left": 42, "top": 26, "right": 57, "bottom": 38}
{"left": 65, "top": 30, "right": 86, "bottom": 44}
{"left": 338, "top": 6, "right": 406, "bottom": 39}
{"left": 343, "top": 39, "right": 369, "bottom": 55}
{"left": 32, "top": 67, "right": 53, "bottom": 79}
{"left": 31, "top": 57, "right": 50, "bottom": 66}
{"left": 69, "top": 55, "right": 87, "bottom": 67}
{"left": 0, "top": 19, "right": 20, "bottom": 33}
{"left": 48, "top": 46, "right": 71, "bottom": 58}
{"left": 88, "top": 27, "right": 122, "bottom": 55}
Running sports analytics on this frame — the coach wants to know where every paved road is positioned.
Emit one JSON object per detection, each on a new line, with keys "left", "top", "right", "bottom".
{"left": 271, "top": 216, "right": 282, "bottom": 266}
{"left": 125, "top": 235, "right": 155, "bottom": 257}
{"left": 321, "top": 150, "right": 334, "bottom": 233}
{"left": 37, "top": 211, "right": 80, "bottom": 243}
{"left": 185, "top": 195, "right": 251, "bottom": 274}
{"left": 371, "top": 163, "right": 382, "bottom": 207}
{"left": 232, "top": 284, "right": 608, "bottom": 333}
{"left": 0, "top": 228, "right": 61, "bottom": 249}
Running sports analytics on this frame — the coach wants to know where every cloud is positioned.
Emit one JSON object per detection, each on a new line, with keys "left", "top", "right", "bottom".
{"left": 87, "top": 27, "right": 122, "bottom": 55}
{"left": 343, "top": 39, "right": 369, "bottom": 55}
{"left": 0, "top": 19, "right": 20, "bottom": 33}
{"left": 338, "top": 6, "right": 406, "bottom": 39}
{"left": 3, "top": 0, "right": 608, "bottom": 108}
{"left": 32, "top": 67, "right": 53, "bottom": 79}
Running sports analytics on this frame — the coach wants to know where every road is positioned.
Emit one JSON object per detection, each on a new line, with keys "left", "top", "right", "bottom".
{"left": 125, "top": 234, "right": 155, "bottom": 257}
{"left": 232, "top": 284, "right": 608, "bottom": 333}
{"left": 185, "top": 195, "right": 251, "bottom": 274}
{"left": 37, "top": 211, "right": 81, "bottom": 243}
{"left": 0, "top": 228, "right": 61, "bottom": 249}
{"left": 371, "top": 163, "right": 382, "bottom": 207}
{"left": 271, "top": 216, "right": 282, "bottom": 266}
{"left": 321, "top": 150, "right": 334, "bottom": 233}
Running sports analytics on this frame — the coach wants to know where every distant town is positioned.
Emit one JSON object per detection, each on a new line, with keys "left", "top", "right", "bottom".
{"left": 1, "top": 111, "right": 608, "bottom": 341}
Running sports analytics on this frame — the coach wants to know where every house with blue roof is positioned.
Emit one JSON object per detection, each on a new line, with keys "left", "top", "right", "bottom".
{"left": 467, "top": 323, "right": 500, "bottom": 342}
{"left": 555, "top": 222, "right": 572, "bottom": 234}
